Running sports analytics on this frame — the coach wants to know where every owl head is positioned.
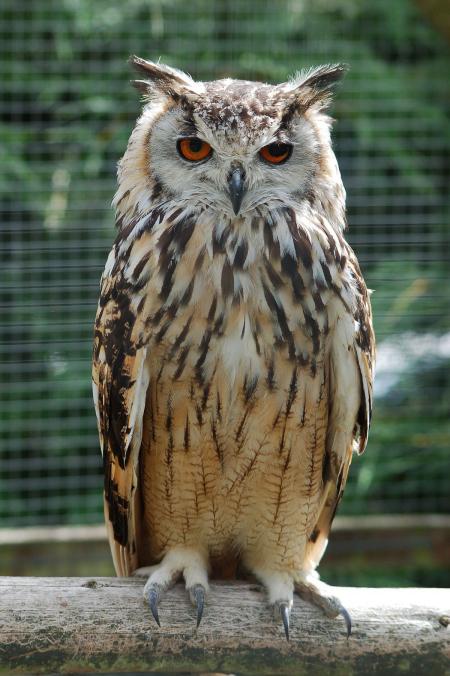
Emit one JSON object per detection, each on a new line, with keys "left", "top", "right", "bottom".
{"left": 115, "top": 56, "right": 346, "bottom": 224}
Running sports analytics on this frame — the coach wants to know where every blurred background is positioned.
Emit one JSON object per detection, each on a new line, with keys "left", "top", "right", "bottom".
{"left": 1, "top": 0, "right": 449, "bottom": 586}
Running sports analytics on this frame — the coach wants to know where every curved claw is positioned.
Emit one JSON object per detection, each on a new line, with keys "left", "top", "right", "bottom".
{"left": 147, "top": 584, "right": 161, "bottom": 627}
{"left": 279, "top": 602, "right": 290, "bottom": 642}
{"left": 339, "top": 605, "right": 352, "bottom": 638}
{"left": 191, "top": 584, "right": 205, "bottom": 628}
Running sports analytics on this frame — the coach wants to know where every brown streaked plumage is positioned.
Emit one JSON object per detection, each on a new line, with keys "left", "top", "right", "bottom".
{"left": 92, "top": 56, "right": 374, "bottom": 637}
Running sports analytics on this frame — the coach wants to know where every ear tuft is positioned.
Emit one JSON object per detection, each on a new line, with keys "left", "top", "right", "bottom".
{"left": 297, "top": 63, "right": 348, "bottom": 93}
{"left": 285, "top": 63, "right": 348, "bottom": 113}
{"left": 128, "top": 55, "right": 198, "bottom": 101}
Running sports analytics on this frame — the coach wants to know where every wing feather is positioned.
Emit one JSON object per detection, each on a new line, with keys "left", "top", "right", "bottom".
{"left": 306, "top": 251, "right": 375, "bottom": 569}
{"left": 92, "top": 253, "right": 150, "bottom": 576}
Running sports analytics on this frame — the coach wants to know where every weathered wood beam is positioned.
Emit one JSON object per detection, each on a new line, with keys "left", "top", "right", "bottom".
{"left": 0, "top": 577, "right": 449, "bottom": 675}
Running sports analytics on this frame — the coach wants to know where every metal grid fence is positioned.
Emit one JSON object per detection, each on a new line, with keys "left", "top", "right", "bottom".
{"left": 1, "top": 0, "right": 449, "bottom": 528}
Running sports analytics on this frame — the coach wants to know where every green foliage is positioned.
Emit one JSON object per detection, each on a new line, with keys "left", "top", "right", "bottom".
{"left": 0, "top": 0, "right": 449, "bottom": 529}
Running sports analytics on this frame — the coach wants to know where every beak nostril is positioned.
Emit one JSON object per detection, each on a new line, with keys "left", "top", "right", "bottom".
{"left": 227, "top": 166, "right": 246, "bottom": 215}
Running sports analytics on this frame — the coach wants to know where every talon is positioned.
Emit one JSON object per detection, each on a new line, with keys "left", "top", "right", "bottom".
{"left": 147, "top": 584, "right": 161, "bottom": 627}
{"left": 339, "top": 605, "right": 352, "bottom": 638}
{"left": 279, "top": 602, "right": 290, "bottom": 641}
{"left": 191, "top": 584, "right": 205, "bottom": 628}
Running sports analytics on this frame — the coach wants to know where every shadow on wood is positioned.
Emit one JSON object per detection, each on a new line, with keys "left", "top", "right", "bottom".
{"left": 0, "top": 577, "right": 449, "bottom": 675}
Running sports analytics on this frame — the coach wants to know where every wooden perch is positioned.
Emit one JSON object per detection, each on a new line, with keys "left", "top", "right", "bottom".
{"left": 0, "top": 577, "right": 448, "bottom": 675}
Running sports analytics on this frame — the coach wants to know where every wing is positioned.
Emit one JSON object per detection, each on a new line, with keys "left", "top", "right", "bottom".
{"left": 306, "top": 249, "right": 375, "bottom": 569}
{"left": 92, "top": 240, "right": 151, "bottom": 576}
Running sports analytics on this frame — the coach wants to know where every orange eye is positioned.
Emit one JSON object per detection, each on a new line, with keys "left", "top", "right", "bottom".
{"left": 259, "top": 142, "right": 292, "bottom": 165}
{"left": 177, "top": 137, "right": 212, "bottom": 162}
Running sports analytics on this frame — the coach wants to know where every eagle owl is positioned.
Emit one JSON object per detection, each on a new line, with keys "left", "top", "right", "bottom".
{"left": 92, "top": 56, "right": 374, "bottom": 639}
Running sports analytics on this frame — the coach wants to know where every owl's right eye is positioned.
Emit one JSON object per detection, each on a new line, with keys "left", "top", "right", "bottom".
{"left": 177, "top": 137, "right": 213, "bottom": 162}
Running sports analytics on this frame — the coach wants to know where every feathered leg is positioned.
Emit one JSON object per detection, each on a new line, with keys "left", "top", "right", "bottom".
{"left": 294, "top": 569, "right": 352, "bottom": 637}
{"left": 134, "top": 546, "right": 209, "bottom": 628}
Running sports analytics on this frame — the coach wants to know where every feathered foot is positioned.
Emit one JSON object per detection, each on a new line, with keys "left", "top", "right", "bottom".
{"left": 253, "top": 569, "right": 294, "bottom": 642}
{"left": 294, "top": 570, "right": 352, "bottom": 637}
{"left": 135, "top": 547, "right": 209, "bottom": 629}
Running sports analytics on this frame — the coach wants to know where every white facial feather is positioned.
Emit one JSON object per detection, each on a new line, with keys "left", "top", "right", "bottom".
{"left": 146, "top": 102, "right": 327, "bottom": 220}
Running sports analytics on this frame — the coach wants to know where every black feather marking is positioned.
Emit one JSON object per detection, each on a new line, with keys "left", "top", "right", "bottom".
{"left": 195, "top": 403, "right": 203, "bottom": 427}
{"left": 194, "top": 246, "right": 206, "bottom": 270}
{"left": 180, "top": 278, "right": 195, "bottom": 305}
{"left": 184, "top": 413, "right": 190, "bottom": 452}
{"left": 221, "top": 259, "right": 234, "bottom": 298}
{"left": 303, "top": 308, "right": 321, "bottom": 355}
{"left": 313, "top": 291, "right": 325, "bottom": 312}
{"left": 252, "top": 317, "right": 261, "bottom": 356}
{"left": 235, "top": 407, "right": 250, "bottom": 443}
{"left": 151, "top": 180, "right": 163, "bottom": 203}
{"left": 144, "top": 208, "right": 164, "bottom": 232}
{"left": 168, "top": 208, "right": 184, "bottom": 223}
{"left": 284, "top": 208, "right": 313, "bottom": 268}
{"left": 195, "top": 329, "right": 212, "bottom": 383}
{"left": 320, "top": 260, "right": 333, "bottom": 287}
{"left": 169, "top": 315, "right": 193, "bottom": 356}
{"left": 263, "top": 219, "right": 280, "bottom": 259}
{"left": 148, "top": 306, "right": 165, "bottom": 327}
{"left": 286, "top": 367, "right": 298, "bottom": 415}
{"left": 155, "top": 319, "right": 171, "bottom": 344}
{"left": 277, "top": 369, "right": 298, "bottom": 456}
{"left": 262, "top": 283, "right": 296, "bottom": 360}
{"left": 212, "top": 225, "right": 230, "bottom": 255}
{"left": 216, "top": 391, "right": 222, "bottom": 423}
{"left": 265, "top": 261, "right": 284, "bottom": 289}
{"left": 234, "top": 240, "right": 248, "bottom": 268}
{"left": 104, "top": 461, "right": 130, "bottom": 547}
{"left": 136, "top": 296, "right": 146, "bottom": 314}
{"left": 243, "top": 373, "right": 258, "bottom": 403}
{"left": 173, "top": 345, "right": 190, "bottom": 380}
{"left": 272, "top": 406, "right": 283, "bottom": 430}
{"left": 266, "top": 358, "right": 275, "bottom": 390}
{"left": 241, "top": 317, "right": 246, "bottom": 339}
{"left": 158, "top": 216, "right": 195, "bottom": 254}
{"left": 211, "top": 418, "right": 224, "bottom": 469}
{"left": 202, "top": 379, "right": 211, "bottom": 411}
{"left": 207, "top": 295, "right": 218, "bottom": 323}
{"left": 213, "top": 311, "right": 225, "bottom": 336}
{"left": 281, "top": 252, "right": 305, "bottom": 300}
{"left": 166, "top": 395, "right": 173, "bottom": 432}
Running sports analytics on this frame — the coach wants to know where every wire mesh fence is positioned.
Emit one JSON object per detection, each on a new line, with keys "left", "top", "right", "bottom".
{"left": 1, "top": 0, "right": 449, "bottom": 528}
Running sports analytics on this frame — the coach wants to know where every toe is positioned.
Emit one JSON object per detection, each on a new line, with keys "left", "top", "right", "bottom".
{"left": 189, "top": 584, "right": 206, "bottom": 628}
{"left": 272, "top": 599, "right": 293, "bottom": 642}
{"left": 339, "top": 604, "right": 352, "bottom": 638}
{"left": 278, "top": 601, "right": 290, "bottom": 641}
{"left": 145, "top": 582, "right": 163, "bottom": 627}
{"left": 294, "top": 571, "right": 352, "bottom": 637}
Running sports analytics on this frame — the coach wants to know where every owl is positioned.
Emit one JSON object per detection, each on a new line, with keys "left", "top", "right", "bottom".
{"left": 92, "top": 56, "right": 374, "bottom": 640}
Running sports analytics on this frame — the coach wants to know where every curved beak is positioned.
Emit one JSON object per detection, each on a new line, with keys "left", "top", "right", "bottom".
{"left": 227, "top": 166, "right": 246, "bottom": 215}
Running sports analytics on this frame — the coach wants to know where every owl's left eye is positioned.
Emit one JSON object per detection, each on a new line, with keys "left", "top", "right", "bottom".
{"left": 259, "top": 142, "right": 293, "bottom": 165}
{"left": 177, "top": 137, "right": 212, "bottom": 162}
